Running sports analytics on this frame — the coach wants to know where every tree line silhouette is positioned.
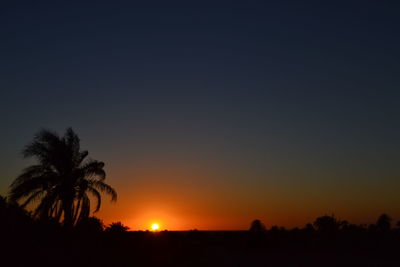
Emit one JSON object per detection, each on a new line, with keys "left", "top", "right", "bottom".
{"left": 2, "top": 195, "right": 400, "bottom": 266}
{"left": 1, "top": 128, "right": 400, "bottom": 266}
{"left": 1, "top": 194, "right": 396, "bottom": 235}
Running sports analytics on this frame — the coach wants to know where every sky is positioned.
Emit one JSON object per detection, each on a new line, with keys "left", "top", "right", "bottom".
{"left": 0, "top": 1, "right": 399, "bottom": 230}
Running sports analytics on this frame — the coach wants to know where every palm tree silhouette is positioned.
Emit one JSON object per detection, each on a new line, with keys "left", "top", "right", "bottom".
{"left": 9, "top": 128, "right": 117, "bottom": 227}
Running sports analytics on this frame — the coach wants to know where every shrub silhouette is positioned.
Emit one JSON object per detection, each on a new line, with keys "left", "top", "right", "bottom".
{"left": 75, "top": 216, "right": 104, "bottom": 233}
{"left": 303, "top": 223, "right": 315, "bottom": 233}
{"left": 0, "top": 195, "right": 33, "bottom": 232}
{"left": 376, "top": 213, "right": 391, "bottom": 232}
{"left": 249, "top": 219, "right": 266, "bottom": 233}
{"left": 313, "top": 214, "right": 344, "bottom": 234}
{"left": 8, "top": 128, "right": 117, "bottom": 227}
{"left": 106, "top": 221, "right": 130, "bottom": 233}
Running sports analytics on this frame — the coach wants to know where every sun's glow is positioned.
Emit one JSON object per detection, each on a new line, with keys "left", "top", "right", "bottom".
{"left": 151, "top": 223, "right": 160, "bottom": 231}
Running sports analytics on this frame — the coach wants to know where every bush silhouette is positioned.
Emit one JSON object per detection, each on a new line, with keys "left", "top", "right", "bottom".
{"left": 0, "top": 195, "right": 33, "bottom": 232}
{"left": 376, "top": 213, "right": 391, "bottom": 232}
{"left": 313, "top": 214, "right": 344, "bottom": 234}
{"left": 75, "top": 216, "right": 104, "bottom": 233}
{"left": 105, "top": 221, "right": 130, "bottom": 233}
{"left": 249, "top": 219, "right": 266, "bottom": 233}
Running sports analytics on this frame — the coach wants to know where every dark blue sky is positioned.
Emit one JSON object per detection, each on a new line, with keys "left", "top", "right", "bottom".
{"left": 0, "top": 1, "right": 399, "bottom": 229}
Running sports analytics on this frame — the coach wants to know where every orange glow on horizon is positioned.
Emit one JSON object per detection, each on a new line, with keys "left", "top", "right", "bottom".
{"left": 95, "top": 162, "right": 400, "bottom": 231}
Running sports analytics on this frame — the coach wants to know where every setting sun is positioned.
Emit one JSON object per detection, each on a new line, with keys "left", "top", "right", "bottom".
{"left": 151, "top": 223, "right": 160, "bottom": 231}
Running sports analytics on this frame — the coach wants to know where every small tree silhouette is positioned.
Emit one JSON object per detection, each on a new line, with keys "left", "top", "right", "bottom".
{"left": 313, "top": 214, "right": 343, "bottom": 234}
{"left": 303, "top": 223, "right": 315, "bottom": 233}
{"left": 105, "top": 221, "right": 130, "bottom": 233}
{"left": 376, "top": 214, "right": 391, "bottom": 232}
{"left": 75, "top": 216, "right": 104, "bottom": 233}
{"left": 0, "top": 195, "right": 33, "bottom": 232}
{"left": 249, "top": 219, "right": 266, "bottom": 233}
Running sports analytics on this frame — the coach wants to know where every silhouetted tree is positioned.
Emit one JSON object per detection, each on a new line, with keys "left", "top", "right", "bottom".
{"left": 105, "top": 221, "right": 130, "bottom": 233}
{"left": 249, "top": 219, "right": 266, "bottom": 233}
{"left": 313, "top": 214, "right": 343, "bottom": 234}
{"left": 0, "top": 195, "right": 7, "bottom": 211}
{"left": 376, "top": 213, "right": 391, "bottom": 232}
{"left": 8, "top": 128, "right": 117, "bottom": 227}
{"left": 0, "top": 195, "right": 34, "bottom": 234}
{"left": 75, "top": 216, "right": 104, "bottom": 233}
{"left": 342, "top": 223, "right": 366, "bottom": 233}
{"left": 303, "top": 223, "right": 315, "bottom": 233}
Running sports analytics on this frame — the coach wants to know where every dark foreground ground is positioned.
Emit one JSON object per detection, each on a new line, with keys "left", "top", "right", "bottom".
{"left": 2, "top": 229, "right": 400, "bottom": 267}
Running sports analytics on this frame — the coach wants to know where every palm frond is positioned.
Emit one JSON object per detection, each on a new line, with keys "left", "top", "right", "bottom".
{"left": 10, "top": 165, "right": 48, "bottom": 187}
{"left": 22, "top": 129, "right": 60, "bottom": 159}
{"left": 88, "top": 180, "right": 117, "bottom": 202}
{"left": 77, "top": 194, "right": 91, "bottom": 222}
{"left": 64, "top": 128, "right": 86, "bottom": 168}
{"left": 80, "top": 160, "right": 106, "bottom": 180}
{"left": 9, "top": 175, "right": 57, "bottom": 202}
{"left": 20, "top": 190, "right": 46, "bottom": 208}
{"left": 33, "top": 191, "right": 58, "bottom": 219}
{"left": 87, "top": 187, "right": 102, "bottom": 212}
{"left": 77, "top": 150, "right": 89, "bottom": 166}
{"left": 72, "top": 198, "right": 82, "bottom": 223}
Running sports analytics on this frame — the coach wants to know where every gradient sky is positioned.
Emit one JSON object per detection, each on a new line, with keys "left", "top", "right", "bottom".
{"left": 0, "top": 1, "right": 399, "bottom": 230}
